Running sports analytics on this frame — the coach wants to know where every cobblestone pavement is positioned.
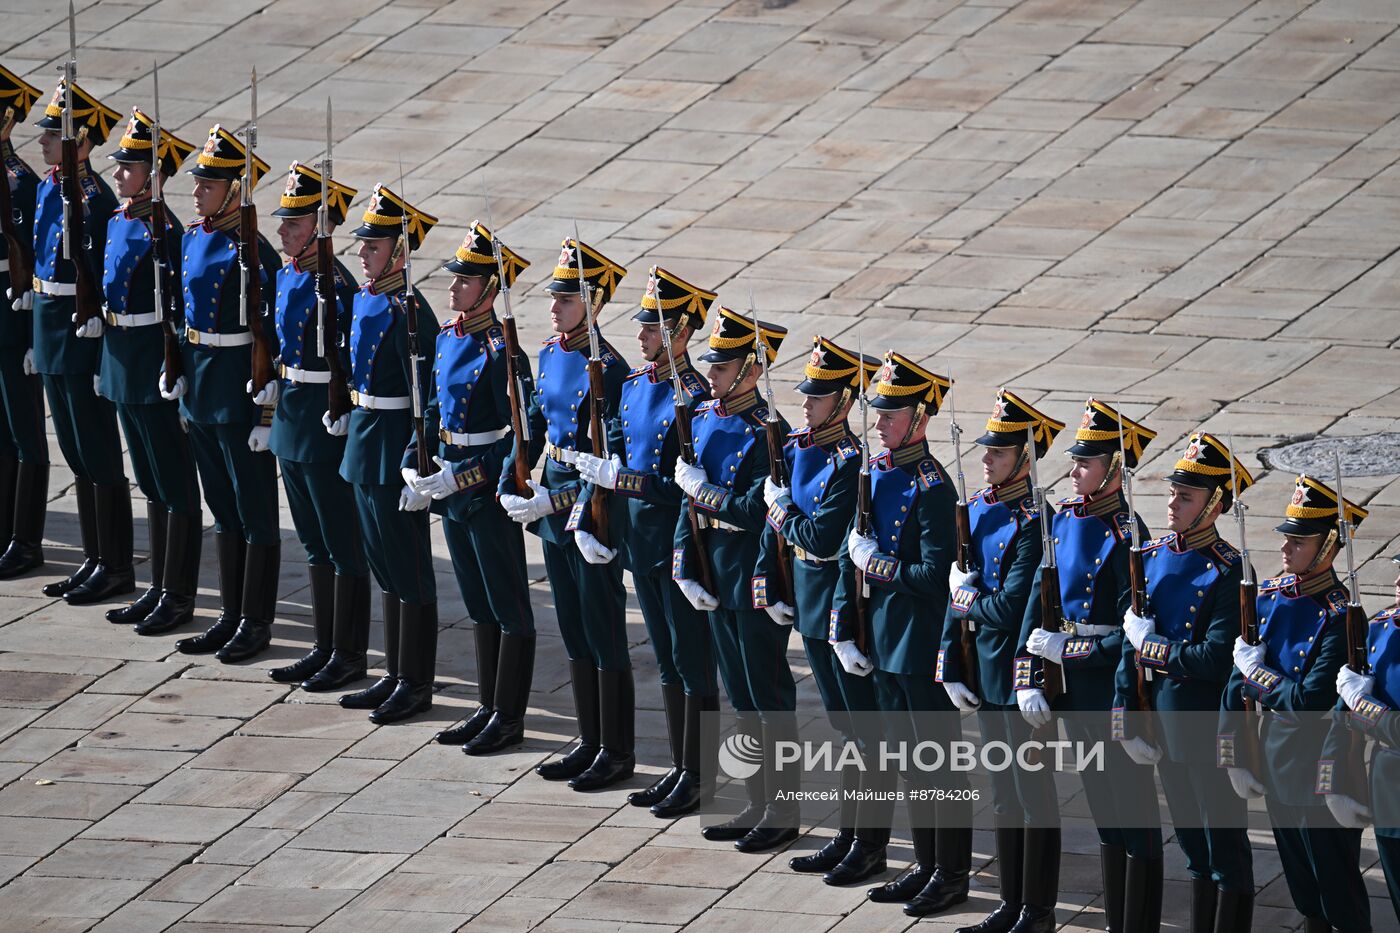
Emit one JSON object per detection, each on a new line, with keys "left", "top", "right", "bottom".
{"left": 2, "top": 0, "right": 1400, "bottom": 930}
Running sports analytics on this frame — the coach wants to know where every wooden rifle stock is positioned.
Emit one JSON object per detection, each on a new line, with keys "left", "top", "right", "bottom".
{"left": 60, "top": 142, "right": 102, "bottom": 327}
{"left": 500, "top": 316, "right": 531, "bottom": 495}
{"left": 1127, "top": 547, "right": 1161, "bottom": 747}
{"left": 675, "top": 403, "right": 715, "bottom": 594}
{"left": 1233, "top": 577, "right": 1266, "bottom": 778}
{"left": 0, "top": 147, "right": 30, "bottom": 292}
{"left": 1037, "top": 564, "right": 1065, "bottom": 703}
{"left": 240, "top": 202, "right": 275, "bottom": 392}
{"left": 402, "top": 285, "right": 432, "bottom": 476}
{"left": 151, "top": 204, "right": 183, "bottom": 385}
{"left": 764, "top": 419, "right": 795, "bottom": 606}
{"left": 954, "top": 502, "right": 978, "bottom": 695}
{"left": 853, "top": 468, "right": 870, "bottom": 654}
{"left": 318, "top": 238, "right": 351, "bottom": 421}
{"left": 1344, "top": 602, "right": 1372, "bottom": 802}
{"left": 585, "top": 358, "right": 610, "bottom": 547}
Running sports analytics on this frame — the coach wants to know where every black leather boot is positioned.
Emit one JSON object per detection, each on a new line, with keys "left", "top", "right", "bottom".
{"left": 464, "top": 632, "right": 534, "bottom": 755}
{"left": 369, "top": 601, "right": 436, "bottom": 724}
{"left": 702, "top": 712, "right": 765, "bottom": 841}
{"left": 1302, "top": 917, "right": 1330, "bottom": 933}
{"left": 536, "top": 658, "right": 600, "bottom": 780}
{"left": 1123, "top": 854, "right": 1162, "bottom": 933}
{"left": 735, "top": 715, "right": 800, "bottom": 853}
{"left": 44, "top": 477, "right": 98, "bottom": 597}
{"left": 340, "top": 591, "right": 398, "bottom": 708}
{"left": 303, "top": 573, "right": 370, "bottom": 691}
{"left": 824, "top": 837, "right": 888, "bottom": 886}
{"left": 436, "top": 623, "right": 500, "bottom": 745}
{"left": 269, "top": 563, "right": 334, "bottom": 682}
{"left": 0, "top": 459, "right": 47, "bottom": 578}
{"left": 870, "top": 826, "right": 935, "bottom": 903}
{"left": 1100, "top": 843, "right": 1127, "bottom": 933}
{"left": 945, "top": 826, "right": 1021, "bottom": 927}
{"left": 793, "top": 768, "right": 860, "bottom": 872}
{"left": 108, "top": 501, "right": 165, "bottom": 624}
{"left": 1007, "top": 827, "right": 1060, "bottom": 932}
{"left": 0, "top": 455, "right": 16, "bottom": 547}
{"left": 1188, "top": 876, "right": 1217, "bottom": 933}
{"left": 216, "top": 541, "right": 279, "bottom": 663}
{"left": 652, "top": 693, "right": 717, "bottom": 818}
{"left": 571, "top": 667, "right": 636, "bottom": 791}
{"left": 1211, "top": 887, "right": 1252, "bottom": 933}
{"left": 177, "top": 532, "right": 244, "bottom": 654}
{"left": 630, "top": 681, "right": 685, "bottom": 807}
{"left": 136, "top": 510, "right": 201, "bottom": 636}
{"left": 907, "top": 825, "right": 973, "bottom": 917}
{"left": 65, "top": 482, "right": 135, "bottom": 604}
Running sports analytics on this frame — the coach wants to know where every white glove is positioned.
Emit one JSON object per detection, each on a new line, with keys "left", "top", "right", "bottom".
{"left": 1119, "top": 736, "right": 1162, "bottom": 767}
{"left": 846, "top": 527, "right": 878, "bottom": 573}
{"left": 1227, "top": 767, "right": 1266, "bottom": 800}
{"left": 574, "top": 529, "right": 616, "bottom": 565}
{"left": 322, "top": 411, "right": 349, "bottom": 436}
{"left": 22, "top": 349, "right": 34, "bottom": 375}
{"left": 943, "top": 681, "right": 981, "bottom": 712}
{"left": 1027, "top": 628, "right": 1069, "bottom": 664}
{"left": 1337, "top": 664, "right": 1374, "bottom": 712}
{"left": 12, "top": 290, "right": 32, "bottom": 311}
{"left": 764, "top": 600, "right": 795, "bottom": 626}
{"left": 673, "top": 459, "right": 707, "bottom": 499}
{"left": 500, "top": 479, "right": 554, "bottom": 523}
{"left": 159, "top": 372, "right": 186, "bottom": 400}
{"left": 398, "top": 484, "right": 431, "bottom": 512}
{"left": 249, "top": 378, "right": 280, "bottom": 406}
{"left": 949, "top": 562, "right": 980, "bottom": 591}
{"left": 247, "top": 425, "right": 271, "bottom": 452}
{"left": 763, "top": 476, "right": 789, "bottom": 509}
{"left": 1232, "top": 637, "right": 1267, "bottom": 678}
{"left": 676, "top": 578, "right": 718, "bottom": 612}
{"left": 576, "top": 452, "right": 621, "bottom": 490}
{"left": 1123, "top": 608, "right": 1154, "bottom": 652}
{"left": 833, "top": 640, "right": 874, "bottom": 677}
{"left": 1325, "top": 794, "right": 1372, "bottom": 829}
{"left": 1017, "top": 688, "right": 1052, "bottom": 728}
{"left": 73, "top": 312, "right": 102, "bottom": 338}
{"left": 410, "top": 457, "right": 460, "bottom": 500}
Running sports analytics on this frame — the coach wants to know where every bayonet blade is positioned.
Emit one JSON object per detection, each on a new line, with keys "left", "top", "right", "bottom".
{"left": 573, "top": 221, "right": 600, "bottom": 361}
{"left": 749, "top": 287, "right": 777, "bottom": 422}
{"left": 68, "top": 0, "right": 77, "bottom": 77}
{"left": 151, "top": 60, "right": 161, "bottom": 201}
{"left": 949, "top": 370, "right": 966, "bottom": 503}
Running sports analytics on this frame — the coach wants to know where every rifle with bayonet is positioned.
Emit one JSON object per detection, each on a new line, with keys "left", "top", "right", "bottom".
{"left": 0, "top": 102, "right": 32, "bottom": 300}
{"left": 239, "top": 70, "right": 275, "bottom": 395}
{"left": 60, "top": 2, "right": 102, "bottom": 331}
{"left": 1120, "top": 416, "right": 1160, "bottom": 751}
{"left": 575, "top": 223, "right": 611, "bottom": 546}
{"left": 1226, "top": 433, "right": 1263, "bottom": 778}
{"left": 148, "top": 61, "right": 182, "bottom": 388}
{"left": 487, "top": 195, "right": 532, "bottom": 496}
{"left": 399, "top": 160, "right": 431, "bottom": 478}
{"left": 658, "top": 287, "right": 714, "bottom": 594}
{"left": 1335, "top": 453, "right": 1371, "bottom": 803}
{"left": 1028, "top": 425, "right": 1064, "bottom": 704}
{"left": 752, "top": 291, "right": 794, "bottom": 607}
{"left": 948, "top": 375, "right": 979, "bottom": 696}
{"left": 852, "top": 333, "right": 870, "bottom": 655}
{"left": 316, "top": 99, "right": 352, "bottom": 422}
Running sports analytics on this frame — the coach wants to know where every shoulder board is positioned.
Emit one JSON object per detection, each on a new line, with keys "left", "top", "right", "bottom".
{"left": 1018, "top": 494, "right": 1037, "bottom": 517}
{"left": 333, "top": 264, "right": 350, "bottom": 289}
{"left": 600, "top": 342, "right": 623, "bottom": 367}
{"left": 1112, "top": 510, "right": 1133, "bottom": 542}
{"left": 1326, "top": 588, "right": 1349, "bottom": 616}
{"left": 745, "top": 405, "right": 769, "bottom": 425}
{"left": 786, "top": 427, "right": 811, "bottom": 441}
{"left": 1209, "top": 539, "right": 1240, "bottom": 568}
{"left": 80, "top": 174, "right": 100, "bottom": 200}
{"left": 697, "top": 399, "right": 720, "bottom": 413}
{"left": 1142, "top": 534, "right": 1173, "bottom": 552}
{"left": 486, "top": 324, "right": 506, "bottom": 355}
{"left": 1260, "top": 576, "right": 1288, "bottom": 593}
{"left": 1057, "top": 494, "right": 1085, "bottom": 507}
{"left": 969, "top": 487, "right": 990, "bottom": 505}
{"left": 917, "top": 459, "right": 944, "bottom": 490}
{"left": 835, "top": 437, "right": 861, "bottom": 462}
{"left": 1375, "top": 607, "right": 1400, "bottom": 622}
{"left": 625, "top": 366, "right": 649, "bottom": 381}
{"left": 679, "top": 369, "right": 706, "bottom": 399}
{"left": 543, "top": 334, "right": 563, "bottom": 347}
{"left": 870, "top": 450, "right": 891, "bottom": 470}
{"left": 3, "top": 149, "right": 31, "bottom": 179}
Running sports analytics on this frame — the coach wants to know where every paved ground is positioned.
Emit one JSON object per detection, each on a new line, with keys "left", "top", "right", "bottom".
{"left": 2, "top": 0, "right": 1400, "bottom": 930}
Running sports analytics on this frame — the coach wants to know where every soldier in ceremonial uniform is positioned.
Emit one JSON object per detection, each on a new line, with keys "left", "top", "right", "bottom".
{"left": 97, "top": 109, "right": 203, "bottom": 636}
{"left": 499, "top": 237, "right": 633, "bottom": 791}
{"left": 1115, "top": 432, "right": 1254, "bottom": 933}
{"left": 1325, "top": 552, "right": 1400, "bottom": 927}
{"left": 936, "top": 388, "right": 1063, "bottom": 930}
{"left": 167, "top": 125, "right": 282, "bottom": 661}
{"left": 409, "top": 222, "right": 536, "bottom": 755}
{"left": 1020, "top": 399, "right": 1163, "bottom": 932}
{"left": 27, "top": 79, "right": 130, "bottom": 604}
{"left": 753, "top": 336, "right": 883, "bottom": 881}
{"left": 334, "top": 185, "right": 438, "bottom": 725}
{"left": 671, "top": 307, "right": 794, "bottom": 851}
{"left": 837, "top": 356, "right": 967, "bottom": 915}
{"left": 1221, "top": 475, "right": 1369, "bottom": 933}
{"left": 575, "top": 266, "right": 718, "bottom": 814}
{"left": 0, "top": 68, "right": 48, "bottom": 581}
{"left": 263, "top": 162, "right": 371, "bottom": 689}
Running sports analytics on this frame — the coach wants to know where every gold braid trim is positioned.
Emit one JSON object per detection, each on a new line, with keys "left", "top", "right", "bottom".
{"left": 1173, "top": 458, "right": 1230, "bottom": 477}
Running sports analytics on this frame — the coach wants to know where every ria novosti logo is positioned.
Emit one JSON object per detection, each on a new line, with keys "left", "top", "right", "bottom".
{"left": 717, "top": 732, "right": 764, "bottom": 779}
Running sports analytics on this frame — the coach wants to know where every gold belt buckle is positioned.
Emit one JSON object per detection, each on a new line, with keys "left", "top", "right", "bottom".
{"left": 438, "top": 427, "right": 451, "bottom": 443}
{"left": 350, "top": 390, "right": 362, "bottom": 406}
{"left": 1060, "top": 620, "right": 1077, "bottom": 635}
{"left": 31, "top": 276, "right": 40, "bottom": 292}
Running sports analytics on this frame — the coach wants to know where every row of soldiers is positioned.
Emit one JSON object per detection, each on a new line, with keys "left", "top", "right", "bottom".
{"left": 4, "top": 66, "right": 1399, "bottom": 933}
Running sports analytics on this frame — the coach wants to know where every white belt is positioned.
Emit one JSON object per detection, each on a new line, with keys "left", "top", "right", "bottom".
{"left": 794, "top": 546, "right": 836, "bottom": 563}
{"left": 185, "top": 327, "right": 253, "bottom": 348}
{"left": 0, "top": 259, "right": 8, "bottom": 272}
{"left": 33, "top": 277, "right": 76, "bottom": 297}
{"left": 440, "top": 426, "right": 508, "bottom": 447}
{"left": 708, "top": 519, "right": 743, "bottom": 533}
{"left": 1075, "top": 622, "right": 1117, "bottom": 637}
{"left": 280, "top": 364, "right": 331, "bottom": 384}
{"left": 545, "top": 442, "right": 579, "bottom": 466}
{"left": 351, "top": 390, "right": 410, "bottom": 411}
{"left": 104, "top": 309, "right": 161, "bottom": 328}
